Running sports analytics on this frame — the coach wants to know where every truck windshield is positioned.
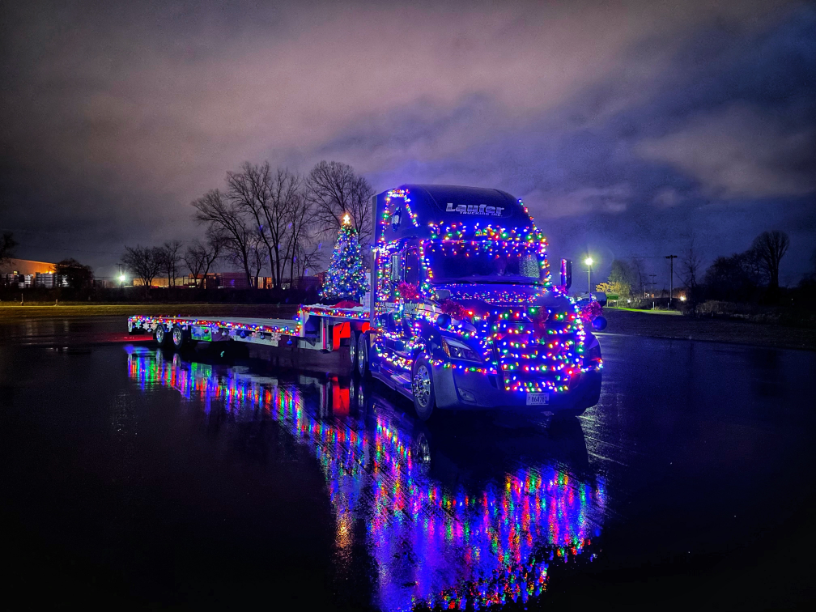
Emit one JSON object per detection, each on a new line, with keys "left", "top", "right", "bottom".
{"left": 426, "top": 240, "right": 544, "bottom": 285}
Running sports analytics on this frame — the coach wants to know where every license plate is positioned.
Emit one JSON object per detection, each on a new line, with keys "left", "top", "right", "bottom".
{"left": 526, "top": 393, "right": 549, "bottom": 406}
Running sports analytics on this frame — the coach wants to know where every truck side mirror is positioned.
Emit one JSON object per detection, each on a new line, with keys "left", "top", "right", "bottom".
{"left": 560, "top": 258, "right": 572, "bottom": 290}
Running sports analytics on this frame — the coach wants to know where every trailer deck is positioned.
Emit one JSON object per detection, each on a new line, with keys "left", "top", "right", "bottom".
{"left": 128, "top": 305, "right": 370, "bottom": 352}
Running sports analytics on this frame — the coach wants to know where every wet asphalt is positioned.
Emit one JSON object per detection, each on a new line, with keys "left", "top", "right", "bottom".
{"left": 1, "top": 317, "right": 814, "bottom": 611}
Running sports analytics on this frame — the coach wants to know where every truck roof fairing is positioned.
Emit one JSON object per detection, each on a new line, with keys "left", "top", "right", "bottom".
{"left": 374, "top": 184, "right": 535, "bottom": 243}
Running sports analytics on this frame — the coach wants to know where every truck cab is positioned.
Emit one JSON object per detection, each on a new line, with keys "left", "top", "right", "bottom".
{"left": 357, "top": 185, "right": 602, "bottom": 420}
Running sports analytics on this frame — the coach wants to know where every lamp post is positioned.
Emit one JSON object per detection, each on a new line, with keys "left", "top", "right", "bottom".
{"left": 584, "top": 256, "right": 593, "bottom": 300}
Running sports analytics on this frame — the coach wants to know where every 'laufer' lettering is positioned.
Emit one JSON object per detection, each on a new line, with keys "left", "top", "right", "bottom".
{"left": 446, "top": 203, "right": 503, "bottom": 216}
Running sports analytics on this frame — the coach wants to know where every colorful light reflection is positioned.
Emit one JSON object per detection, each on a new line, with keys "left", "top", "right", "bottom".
{"left": 127, "top": 349, "right": 606, "bottom": 611}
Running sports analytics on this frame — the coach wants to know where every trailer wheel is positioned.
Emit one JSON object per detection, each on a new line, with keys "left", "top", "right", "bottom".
{"left": 411, "top": 355, "right": 435, "bottom": 421}
{"left": 349, "top": 330, "right": 359, "bottom": 369}
{"left": 155, "top": 324, "right": 170, "bottom": 346}
{"left": 356, "top": 332, "right": 369, "bottom": 378}
{"left": 171, "top": 325, "right": 188, "bottom": 349}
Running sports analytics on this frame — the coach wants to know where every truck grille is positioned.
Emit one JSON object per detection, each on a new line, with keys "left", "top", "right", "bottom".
{"left": 486, "top": 308, "right": 587, "bottom": 393}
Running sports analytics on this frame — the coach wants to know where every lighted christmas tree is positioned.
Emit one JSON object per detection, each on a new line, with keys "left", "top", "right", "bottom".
{"left": 320, "top": 214, "right": 368, "bottom": 303}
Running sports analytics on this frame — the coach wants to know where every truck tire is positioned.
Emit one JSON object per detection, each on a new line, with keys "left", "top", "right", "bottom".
{"left": 411, "top": 355, "right": 435, "bottom": 421}
{"left": 349, "top": 330, "right": 359, "bottom": 370}
{"left": 356, "top": 332, "right": 369, "bottom": 378}
{"left": 171, "top": 325, "right": 188, "bottom": 349}
{"left": 155, "top": 324, "right": 170, "bottom": 346}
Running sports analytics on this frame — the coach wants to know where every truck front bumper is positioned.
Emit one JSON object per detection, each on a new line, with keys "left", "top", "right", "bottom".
{"left": 432, "top": 362, "right": 602, "bottom": 413}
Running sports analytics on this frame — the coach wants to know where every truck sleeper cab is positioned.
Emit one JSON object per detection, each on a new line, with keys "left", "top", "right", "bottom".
{"left": 359, "top": 185, "right": 602, "bottom": 420}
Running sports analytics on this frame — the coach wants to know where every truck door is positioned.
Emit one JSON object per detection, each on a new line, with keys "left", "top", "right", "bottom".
{"left": 404, "top": 247, "right": 420, "bottom": 296}
{"left": 381, "top": 244, "right": 420, "bottom": 372}
{"left": 398, "top": 245, "right": 422, "bottom": 342}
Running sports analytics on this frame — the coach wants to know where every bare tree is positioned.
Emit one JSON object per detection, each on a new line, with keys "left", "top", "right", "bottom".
{"left": 750, "top": 230, "right": 790, "bottom": 289}
{"left": 227, "top": 162, "right": 275, "bottom": 285}
{"left": 192, "top": 189, "right": 257, "bottom": 288}
{"left": 281, "top": 188, "right": 318, "bottom": 284}
{"left": 680, "top": 235, "right": 704, "bottom": 300}
{"left": 121, "top": 245, "right": 163, "bottom": 288}
{"left": 55, "top": 258, "right": 93, "bottom": 289}
{"left": 0, "top": 232, "right": 17, "bottom": 266}
{"left": 629, "top": 257, "right": 646, "bottom": 297}
{"left": 157, "top": 240, "right": 183, "bottom": 287}
{"left": 227, "top": 162, "right": 303, "bottom": 288}
{"left": 183, "top": 232, "right": 223, "bottom": 288}
{"left": 305, "top": 160, "right": 374, "bottom": 242}
{"left": 268, "top": 168, "right": 303, "bottom": 286}
{"left": 248, "top": 230, "right": 269, "bottom": 282}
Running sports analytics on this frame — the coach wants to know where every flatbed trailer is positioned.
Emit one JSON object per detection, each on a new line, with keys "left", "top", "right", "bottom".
{"left": 129, "top": 183, "right": 604, "bottom": 421}
{"left": 128, "top": 304, "right": 370, "bottom": 353}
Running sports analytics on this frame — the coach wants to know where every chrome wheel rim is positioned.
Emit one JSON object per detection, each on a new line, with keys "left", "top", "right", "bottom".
{"left": 172, "top": 327, "right": 183, "bottom": 345}
{"left": 357, "top": 336, "right": 366, "bottom": 374}
{"left": 413, "top": 365, "right": 431, "bottom": 408}
{"left": 156, "top": 326, "right": 165, "bottom": 343}
{"left": 349, "top": 337, "right": 357, "bottom": 363}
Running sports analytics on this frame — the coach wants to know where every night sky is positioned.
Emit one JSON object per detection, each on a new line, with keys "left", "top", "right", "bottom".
{"left": 1, "top": 0, "right": 814, "bottom": 285}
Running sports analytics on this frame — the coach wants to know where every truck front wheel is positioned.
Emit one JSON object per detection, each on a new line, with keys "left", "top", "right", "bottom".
{"left": 412, "top": 355, "right": 435, "bottom": 421}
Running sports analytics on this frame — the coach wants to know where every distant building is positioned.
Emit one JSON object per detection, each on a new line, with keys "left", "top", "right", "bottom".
{"left": 219, "top": 272, "right": 250, "bottom": 289}
{"left": 1, "top": 259, "right": 71, "bottom": 289}
{"left": 1, "top": 258, "right": 55, "bottom": 275}
{"left": 128, "top": 273, "right": 324, "bottom": 291}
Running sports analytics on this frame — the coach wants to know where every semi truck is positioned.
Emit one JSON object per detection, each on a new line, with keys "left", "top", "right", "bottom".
{"left": 128, "top": 184, "right": 603, "bottom": 420}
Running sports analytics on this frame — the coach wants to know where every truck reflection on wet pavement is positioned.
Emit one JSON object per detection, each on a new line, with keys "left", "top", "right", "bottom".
{"left": 2, "top": 319, "right": 815, "bottom": 610}
{"left": 127, "top": 347, "right": 605, "bottom": 611}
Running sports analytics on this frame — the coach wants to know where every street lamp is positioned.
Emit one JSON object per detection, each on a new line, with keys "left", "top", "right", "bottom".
{"left": 118, "top": 274, "right": 126, "bottom": 285}
{"left": 584, "top": 256, "right": 594, "bottom": 300}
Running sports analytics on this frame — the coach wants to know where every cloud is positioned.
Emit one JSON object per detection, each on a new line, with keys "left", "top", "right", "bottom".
{"left": 0, "top": 0, "right": 813, "bottom": 280}
{"left": 637, "top": 103, "right": 816, "bottom": 199}
{"left": 652, "top": 188, "right": 683, "bottom": 209}
{"left": 523, "top": 184, "right": 632, "bottom": 219}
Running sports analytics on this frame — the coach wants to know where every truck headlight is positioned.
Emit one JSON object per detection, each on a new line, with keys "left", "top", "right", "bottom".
{"left": 441, "top": 338, "right": 481, "bottom": 362}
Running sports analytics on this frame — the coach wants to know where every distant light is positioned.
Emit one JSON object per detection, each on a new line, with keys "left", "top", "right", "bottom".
{"left": 680, "top": 296, "right": 687, "bottom": 302}
{"left": 119, "top": 274, "right": 126, "bottom": 282}
{"left": 627, "top": 299, "right": 631, "bottom": 303}
{"left": 584, "top": 257, "right": 594, "bottom": 266}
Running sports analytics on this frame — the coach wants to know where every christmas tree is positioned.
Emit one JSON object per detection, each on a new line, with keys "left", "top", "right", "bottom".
{"left": 320, "top": 214, "right": 368, "bottom": 303}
